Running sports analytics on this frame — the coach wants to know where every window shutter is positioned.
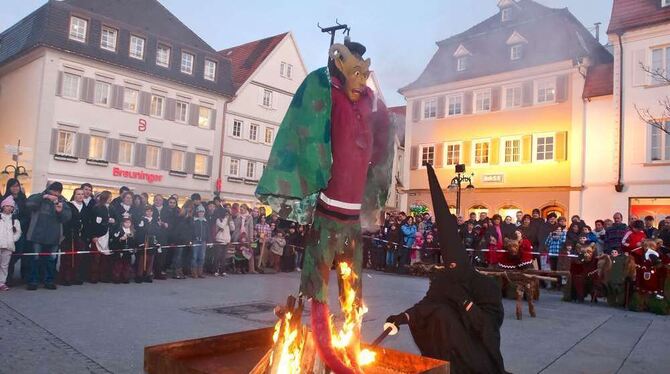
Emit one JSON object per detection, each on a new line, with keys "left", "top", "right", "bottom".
{"left": 555, "top": 131, "right": 568, "bottom": 161}
{"left": 522, "top": 81, "right": 533, "bottom": 106}
{"left": 132, "top": 143, "right": 144, "bottom": 167}
{"left": 82, "top": 78, "right": 95, "bottom": 103}
{"left": 56, "top": 72, "right": 63, "bottom": 96}
{"left": 434, "top": 143, "right": 444, "bottom": 168}
{"left": 207, "top": 155, "right": 213, "bottom": 176}
{"left": 632, "top": 49, "right": 646, "bottom": 87}
{"left": 165, "top": 98, "right": 176, "bottom": 121}
{"left": 462, "top": 141, "right": 471, "bottom": 165}
{"left": 490, "top": 138, "right": 500, "bottom": 164}
{"left": 490, "top": 87, "right": 501, "bottom": 111}
{"left": 111, "top": 85, "right": 124, "bottom": 109}
{"left": 189, "top": 104, "right": 199, "bottom": 126}
{"left": 412, "top": 100, "right": 421, "bottom": 122}
{"left": 107, "top": 139, "right": 119, "bottom": 163}
{"left": 50, "top": 129, "right": 59, "bottom": 154}
{"left": 463, "top": 91, "right": 473, "bottom": 114}
{"left": 161, "top": 148, "right": 172, "bottom": 170}
{"left": 556, "top": 75, "right": 569, "bottom": 103}
{"left": 138, "top": 92, "right": 151, "bottom": 115}
{"left": 209, "top": 109, "right": 217, "bottom": 130}
{"left": 437, "top": 96, "right": 446, "bottom": 118}
{"left": 77, "top": 134, "right": 90, "bottom": 159}
{"left": 185, "top": 152, "right": 196, "bottom": 173}
{"left": 521, "top": 135, "right": 532, "bottom": 163}
{"left": 410, "top": 146, "right": 419, "bottom": 170}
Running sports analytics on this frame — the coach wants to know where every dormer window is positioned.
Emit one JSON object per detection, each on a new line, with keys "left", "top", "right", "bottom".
{"left": 510, "top": 44, "right": 523, "bottom": 60}
{"left": 457, "top": 57, "right": 468, "bottom": 72}
{"left": 501, "top": 7, "right": 512, "bottom": 22}
{"left": 453, "top": 44, "right": 472, "bottom": 72}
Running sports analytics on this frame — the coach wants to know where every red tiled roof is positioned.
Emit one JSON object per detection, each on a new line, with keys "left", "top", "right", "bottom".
{"left": 400, "top": 0, "right": 612, "bottom": 93}
{"left": 583, "top": 63, "right": 613, "bottom": 99}
{"left": 607, "top": 0, "right": 670, "bottom": 34}
{"left": 388, "top": 105, "right": 406, "bottom": 117}
{"left": 218, "top": 32, "right": 288, "bottom": 91}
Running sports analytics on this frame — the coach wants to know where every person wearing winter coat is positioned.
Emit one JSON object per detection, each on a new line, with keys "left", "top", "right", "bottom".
{"left": 231, "top": 204, "right": 254, "bottom": 244}
{"left": 151, "top": 195, "right": 170, "bottom": 280}
{"left": 59, "top": 188, "right": 87, "bottom": 286}
{"left": 135, "top": 205, "right": 161, "bottom": 283}
{"left": 191, "top": 204, "right": 209, "bottom": 278}
{"left": 2, "top": 178, "right": 29, "bottom": 286}
{"left": 282, "top": 224, "right": 299, "bottom": 272}
{"left": 0, "top": 196, "right": 22, "bottom": 291}
{"left": 399, "top": 217, "right": 417, "bottom": 273}
{"left": 109, "top": 216, "right": 135, "bottom": 283}
{"left": 111, "top": 191, "right": 133, "bottom": 224}
{"left": 89, "top": 191, "right": 114, "bottom": 284}
{"left": 213, "top": 209, "right": 234, "bottom": 276}
{"left": 171, "top": 200, "right": 194, "bottom": 279}
{"left": 270, "top": 230, "right": 287, "bottom": 273}
{"left": 25, "top": 182, "right": 72, "bottom": 290}
{"left": 385, "top": 221, "right": 402, "bottom": 271}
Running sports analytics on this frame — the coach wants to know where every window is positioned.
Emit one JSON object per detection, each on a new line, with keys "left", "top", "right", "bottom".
{"left": 198, "top": 107, "right": 212, "bottom": 129}
{"left": 503, "top": 138, "right": 521, "bottom": 163}
{"left": 475, "top": 90, "right": 491, "bottom": 112}
{"left": 150, "top": 95, "right": 164, "bottom": 117}
{"left": 129, "top": 35, "right": 145, "bottom": 60}
{"left": 457, "top": 57, "right": 468, "bottom": 72}
{"left": 504, "top": 85, "right": 522, "bottom": 108}
{"left": 501, "top": 7, "right": 512, "bottom": 22}
{"left": 100, "top": 26, "right": 117, "bottom": 51}
{"left": 262, "top": 89, "right": 273, "bottom": 108}
{"left": 94, "top": 81, "right": 111, "bottom": 106}
{"left": 264, "top": 127, "right": 274, "bottom": 144}
{"left": 194, "top": 154, "right": 208, "bottom": 175}
{"left": 181, "top": 52, "right": 194, "bottom": 74}
{"left": 510, "top": 44, "right": 523, "bottom": 60}
{"left": 664, "top": 0, "right": 670, "bottom": 7}
{"left": 62, "top": 73, "right": 81, "bottom": 99}
{"left": 229, "top": 158, "right": 240, "bottom": 176}
{"left": 448, "top": 95, "right": 462, "bottom": 116}
{"left": 287, "top": 64, "right": 293, "bottom": 79}
{"left": 232, "top": 120, "right": 243, "bottom": 138}
{"left": 445, "top": 143, "right": 461, "bottom": 166}
{"left": 118, "top": 141, "right": 134, "bottom": 165}
{"left": 423, "top": 98, "right": 437, "bottom": 119}
{"left": 535, "top": 135, "right": 555, "bottom": 161}
{"left": 171, "top": 150, "right": 185, "bottom": 171}
{"left": 473, "top": 140, "right": 490, "bottom": 165}
{"left": 68, "top": 16, "right": 87, "bottom": 42}
{"left": 651, "top": 123, "right": 670, "bottom": 161}
{"left": 420, "top": 145, "right": 435, "bottom": 167}
{"left": 123, "top": 88, "right": 139, "bottom": 112}
{"left": 88, "top": 135, "right": 106, "bottom": 160}
{"left": 156, "top": 44, "right": 171, "bottom": 67}
{"left": 204, "top": 59, "right": 217, "bottom": 81}
{"left": 56, "top": 130, "right": 75, "bottom": 156}
{"left": 650, "top": 46, "right": 670, "bottom": 85}
{"left": 249, "top": 124, "right": 259, "bottom": 141}
{"left": 246, "top": 162, "right": 256, "bottom": 179}
{"left": 280, "top": 62, "right": 294, "bottom": 78}
{"left": 175, "top": 101, "right": 188, "bottom": 123}
{"left": 146, "top": 145, "right": 160, "bottom": 169}
{"left": 536, "top": 78, "right": 556, "bottom": 103}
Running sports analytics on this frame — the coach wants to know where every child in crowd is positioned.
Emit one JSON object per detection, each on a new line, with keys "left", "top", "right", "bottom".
{"left": 110, "top": 216, "right": 135, "bottom": 284}
{"left": 191, "top": 204, "right": 209, "bottom": 279}
{"left": 0, "top": 196, "right": 21, "bottom": 291}
{"left": 411, "top": 231, "right": 423, "bottom": 265}
{"left": 135, "top": 205, "right": 160, "bottom": 283}
{"left": 270, "top": 230, "right": 287, "bottom": 273}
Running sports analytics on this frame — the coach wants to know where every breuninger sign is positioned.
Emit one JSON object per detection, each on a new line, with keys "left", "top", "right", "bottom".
{"left": 112, "top": 167, "right": 163, "bottom": 184}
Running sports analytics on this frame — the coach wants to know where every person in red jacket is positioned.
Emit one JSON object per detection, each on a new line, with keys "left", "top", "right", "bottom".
{"left": 622, "top": 220, "right": 646, "bottom": 254}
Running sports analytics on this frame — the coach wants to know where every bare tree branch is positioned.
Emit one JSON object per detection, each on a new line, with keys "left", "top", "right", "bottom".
{"left": 635, "top": 63, "right": 670, "bottom": 135}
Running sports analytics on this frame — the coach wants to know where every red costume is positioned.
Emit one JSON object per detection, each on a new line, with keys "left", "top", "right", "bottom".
{"left": 498, "top": 239, "right": 533, "bottom": 270}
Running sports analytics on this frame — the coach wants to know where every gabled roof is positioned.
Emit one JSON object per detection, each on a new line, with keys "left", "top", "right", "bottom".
{"left": 583, "top": 62, "right": 613, "bottom": 99}
{"left": 400, "top": 0, "right": 612, "bottom": 93}
{"left": 607, "top": 0, "right": 670, "bottom": 34}
{"left": 218, "top": 32, "right": 289, "bottom": 91}
{"left": 0, "top": 0, "right": 234, "bottom": 96}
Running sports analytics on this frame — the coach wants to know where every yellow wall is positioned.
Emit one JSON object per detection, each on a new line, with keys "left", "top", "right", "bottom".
{"left": 410, "top": 99, "right": 573, "bottom": 190}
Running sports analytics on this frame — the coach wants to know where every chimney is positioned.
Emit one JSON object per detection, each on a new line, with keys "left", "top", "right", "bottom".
{"left": 594, "top": 22, "right": 601, "bottom": 43}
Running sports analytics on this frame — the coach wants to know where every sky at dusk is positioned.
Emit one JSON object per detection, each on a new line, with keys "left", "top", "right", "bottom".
{"left": 1, "top": 0, "right": 615, "bottom": 106}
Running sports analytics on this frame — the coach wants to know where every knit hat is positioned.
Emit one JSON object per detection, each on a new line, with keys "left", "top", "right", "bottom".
{"left": 1, "top": 195, "right": 15, "bottom": 208}
{"left": 48, "top": 181, "right": 63, "bottom": 193}
{"left": 196, "top": 204, "right": 206, "bottom": 213}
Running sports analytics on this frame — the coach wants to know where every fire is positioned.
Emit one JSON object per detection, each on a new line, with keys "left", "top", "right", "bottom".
{"left": 269, "top": 262, "right": 375, "bottom": 373}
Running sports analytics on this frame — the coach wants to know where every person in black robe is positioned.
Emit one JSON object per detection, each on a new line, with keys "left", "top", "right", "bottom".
{"left": 386, "top": 164, "right": 508, "bottom": 374}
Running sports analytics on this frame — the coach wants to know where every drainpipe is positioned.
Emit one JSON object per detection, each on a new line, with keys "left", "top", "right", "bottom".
{"left": 615, "top": 33, "right": 625, "bottom": 193}
{"left": 217, "top": 100, "right": 230, "bottom": 198}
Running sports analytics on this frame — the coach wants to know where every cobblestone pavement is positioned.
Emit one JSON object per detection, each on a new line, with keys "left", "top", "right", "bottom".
{"left": 1, "top": 271, "right": 669, "bottom": 373}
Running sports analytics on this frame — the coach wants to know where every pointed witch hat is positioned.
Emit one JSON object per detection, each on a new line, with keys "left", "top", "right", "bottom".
{"left": 426, "top": 163, "right": 471, "bottom": 275}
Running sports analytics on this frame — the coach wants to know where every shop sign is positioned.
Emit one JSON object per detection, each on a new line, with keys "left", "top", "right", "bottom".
{"left": 482, "top": 174, "right": 504, "bottom": 183}
{"left": 112, "top": 167, "right": 163, "bottom": 184}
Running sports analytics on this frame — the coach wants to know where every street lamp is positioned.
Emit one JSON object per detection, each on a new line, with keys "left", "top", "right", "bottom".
{"left": 447, "top": 164, "right": 474, "bottom": 215}
{"left": 1, "top": 140, "right": 29, "bottom": 180}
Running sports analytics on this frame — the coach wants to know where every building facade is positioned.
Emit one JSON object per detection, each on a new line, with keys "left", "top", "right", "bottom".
{"left": 0, "top": 0, "right": 233, "bottom": 200}
{"left": 218, "top": 32, "right": 307, "bottom": 205}
{"left": 400, "top": 0, "right": 612, "bottom": 218}
{"left": 581, "top": 0, "right": 670, "bottom": 223}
